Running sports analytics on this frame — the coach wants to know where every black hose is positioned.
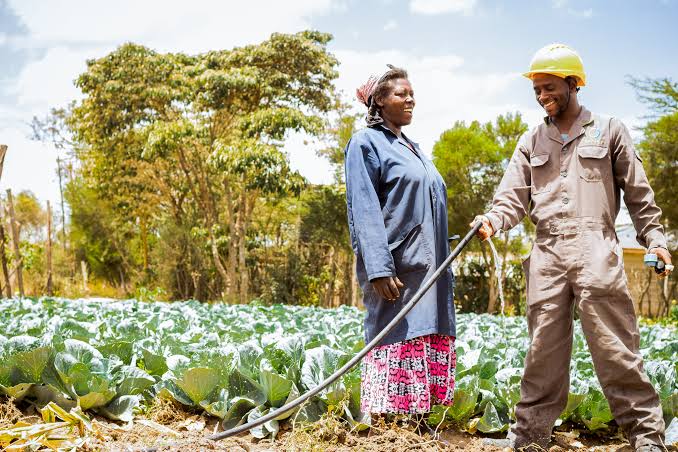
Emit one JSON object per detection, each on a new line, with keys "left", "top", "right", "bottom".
{"left": 142, "top": 222, "right": 482, "bottom": 451}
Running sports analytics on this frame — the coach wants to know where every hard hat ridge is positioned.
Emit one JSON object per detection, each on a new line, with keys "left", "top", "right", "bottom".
{"left": 523, "top": 43, "right": 586, "bottom": 87}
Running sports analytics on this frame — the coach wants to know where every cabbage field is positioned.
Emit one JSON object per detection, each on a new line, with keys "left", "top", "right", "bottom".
{"left": 0, "top": 297, "right": 676, "bottom": 440}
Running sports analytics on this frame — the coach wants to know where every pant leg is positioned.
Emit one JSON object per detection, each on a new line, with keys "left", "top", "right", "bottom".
{"left": 574, "top": 230, "right": 665, "bottom": 449}
{"left": 512, "top": 239, "right": 575, "bottom": 448}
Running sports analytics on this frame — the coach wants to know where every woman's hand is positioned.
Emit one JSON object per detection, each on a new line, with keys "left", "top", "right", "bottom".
{"left": 471, "top": 215, "right": 495, "bottom": 241}
{"left": 371, "top": 276, "right": 404, "bottom": 301}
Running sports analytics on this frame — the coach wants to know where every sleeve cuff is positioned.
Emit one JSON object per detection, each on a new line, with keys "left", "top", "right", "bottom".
{"left": 367, "top": 270, "right": 396, "bottom": 282}
{"left": 645, "top": 232, "right": 667, "bottom": 251}
{"left": 484, "top": 212, "right": 502, "bottom": 234}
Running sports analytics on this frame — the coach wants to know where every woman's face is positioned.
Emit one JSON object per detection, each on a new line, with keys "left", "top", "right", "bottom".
{"left": 377, "top": 78, "right": 415, "bottom": 127}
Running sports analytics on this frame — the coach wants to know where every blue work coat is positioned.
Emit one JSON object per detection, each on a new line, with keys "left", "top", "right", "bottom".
{"left": 345, "top": 124, "right": 456, "bottom": 346}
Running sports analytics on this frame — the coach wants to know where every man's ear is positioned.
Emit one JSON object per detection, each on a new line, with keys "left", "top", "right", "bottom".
{"left": 567, "top": 77, "right": 578, "bottom": 93}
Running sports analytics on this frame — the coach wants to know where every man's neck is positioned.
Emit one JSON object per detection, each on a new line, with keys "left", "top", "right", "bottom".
{"left": 552, "top": 103, "right": 582, "bottom": 135}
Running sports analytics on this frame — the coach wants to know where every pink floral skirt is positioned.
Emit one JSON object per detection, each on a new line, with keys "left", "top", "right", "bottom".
{"left": 360, "top": 334, "right": 456, "bottom": 414}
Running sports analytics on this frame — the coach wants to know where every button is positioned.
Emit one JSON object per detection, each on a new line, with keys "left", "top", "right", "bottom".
{"left": 562, "top": 197, "right": 569, "bottom": 204}
{"left": 560, "top": 171, "right": 567, "bottom": 177}
{"left": 563, "top": 146, "right": 568, "bottom": 152}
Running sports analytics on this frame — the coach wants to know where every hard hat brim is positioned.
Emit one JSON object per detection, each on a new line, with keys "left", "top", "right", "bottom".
{"left": 523, "top": 70, "right": 586, "bottom": 87}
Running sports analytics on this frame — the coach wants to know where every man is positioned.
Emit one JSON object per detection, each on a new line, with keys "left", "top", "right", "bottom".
{"left": 475, "top": 43, "right": 673, "bottom": 451}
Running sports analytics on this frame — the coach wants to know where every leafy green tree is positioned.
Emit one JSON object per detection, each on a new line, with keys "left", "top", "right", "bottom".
{"left": 11, "top": 191, "right": 46, "bottom": 242}
{"left": 629, "top": 76, "right": 677, "bottom": 243}
{"left": 57, "top": 31, "right": 338, "bottom": 301}
{"left": 433, "top": 113, "right": 529, "bottom": 313}
{"left": 629, "top": 76, "right": 677, "bottom": 316}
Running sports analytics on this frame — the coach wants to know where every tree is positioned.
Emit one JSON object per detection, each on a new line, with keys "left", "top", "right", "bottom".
{"left": 629, "top": 76, "right": 677, "bottom": 316}
{"left": 57, "top": 31, "right": 338, "bottom": 301}
{"left": 433, "top": 113, "right": 529, "bottom": 313}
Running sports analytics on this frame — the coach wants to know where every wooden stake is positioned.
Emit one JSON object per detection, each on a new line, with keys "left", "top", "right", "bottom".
{"left": 0, "top": 219, "right": 11, "bottom": 298}
{"left": 46, "top": 201, "right": 53, "bottom": 296}
{"left": 81, "top": 260, "right": 88, "bottom": 295}
{"left": 0, "top": 145, "right": 7, "bottom": 179}
{"left": 6, "top": 189, "right": 24, "bottom": 297}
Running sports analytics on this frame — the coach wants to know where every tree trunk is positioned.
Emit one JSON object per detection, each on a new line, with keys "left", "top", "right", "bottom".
{"left": 351, "top": 252, "right": 360, "bottom": 307}
{"left": 0, "top": 145, "right": 7, "bottom": 177}
{"left": 481, "top": 243, "right": 497, "bottom": 314}
{"left": 325, "top": 246, "right": 336, "bottom": 307}
{"left": 224, "top": 181, "right": 237, "bottom": 300}
{"left": 56, "top": 156, "right": 67, "bottom": 257}
{"left": 140, "top": 219, "right": 149, "bottom": 273}
{"left": 81, "top": 260, "right": 89, "bottom": 295}
{"left": 237, "top": 193, "right": 251, "bottom": 303}
{"left": 0, "top": 223, "right": 11, "bottom": 297}
{"left": 6, "top": 190, "right": 24, "bottom": 297}
{"left": 46, "top": 201, "right": 53, "bottom": 296}
{"left": 637, "top": 269, "right": 652, "bottom": 316}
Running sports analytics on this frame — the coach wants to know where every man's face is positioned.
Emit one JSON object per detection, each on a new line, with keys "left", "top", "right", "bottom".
{"left": 532, "top": 73, "right": 573, "bottom": 117}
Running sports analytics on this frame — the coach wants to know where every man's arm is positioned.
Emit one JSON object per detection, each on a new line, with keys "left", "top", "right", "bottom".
{"left": 610, "top": 118, "right": 667, "bottom": 251}
{"left": 610, "top": 118, "right": 672, "bottom": 276}
{"left": 482, "top": 134, "right": 533, "bottom": 235}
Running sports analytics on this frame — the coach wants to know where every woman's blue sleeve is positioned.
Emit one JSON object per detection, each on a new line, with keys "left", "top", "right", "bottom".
{"left": 345, "top": 136, "right": 395, "bottom": 281}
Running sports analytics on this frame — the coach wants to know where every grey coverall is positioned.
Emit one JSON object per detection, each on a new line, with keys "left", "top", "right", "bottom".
{"left": 485, "top": 107, "right": 666, "bottom": 449}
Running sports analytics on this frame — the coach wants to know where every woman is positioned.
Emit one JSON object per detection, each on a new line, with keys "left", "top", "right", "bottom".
{"left": 345, "top": 66, "right": 456, "bottom": 422}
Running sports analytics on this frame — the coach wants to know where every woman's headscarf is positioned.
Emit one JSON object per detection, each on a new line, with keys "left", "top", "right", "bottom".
{"left": 355, "top": 64, "right": 405, "bottom": 127}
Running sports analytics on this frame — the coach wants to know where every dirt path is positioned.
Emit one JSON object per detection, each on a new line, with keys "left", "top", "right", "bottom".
{"left": 3, "top": 397, "right": 672, "bottom": 451}
{"left": 86, "top": 415, "right": 639, "bottom": 451}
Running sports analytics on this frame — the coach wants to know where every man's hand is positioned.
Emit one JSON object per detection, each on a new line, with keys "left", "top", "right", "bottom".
{"left": 649, "top": 247, "right": 673, "bottom": 278}
{"left": 371, "top": 276, "right": 404, "bottom": 301}
{"left": 471, "top": 215, "right": 495, "bottom": 241}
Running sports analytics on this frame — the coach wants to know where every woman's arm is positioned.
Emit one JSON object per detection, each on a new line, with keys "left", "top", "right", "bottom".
{"left": 345, "top": 136, "right": 397, "bottom": 282}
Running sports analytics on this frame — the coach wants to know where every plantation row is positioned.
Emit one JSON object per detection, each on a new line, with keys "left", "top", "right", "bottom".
{"left": 0, "top": 298, "right": 675, "bottom": 437}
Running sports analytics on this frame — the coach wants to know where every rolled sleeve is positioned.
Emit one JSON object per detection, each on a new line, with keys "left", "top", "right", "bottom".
{"left": 345, "top": 137, "right": 395, "bottom": 281}
{"left": 610, "top": 118, "right": 667, "bottom": 250}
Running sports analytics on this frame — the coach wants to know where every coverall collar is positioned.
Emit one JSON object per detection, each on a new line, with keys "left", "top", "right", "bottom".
{"left": 374, "top": 124, "right": 421, "bottom": 153}
{"left": 543, "top": 106, "right": 594, "bottom": 145}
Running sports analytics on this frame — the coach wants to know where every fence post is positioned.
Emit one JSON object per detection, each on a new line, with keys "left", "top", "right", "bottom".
{"left": 81, "top": 260, "right": 88, "bottom": 295}
{"left": 46, "top": 201, "right": 53, "bottom": 296}
{"left": 6, "top": 189, "right": 24, "bottom": 297}
{"left": 0, "top": 146, "right": 10, "bottom": 297}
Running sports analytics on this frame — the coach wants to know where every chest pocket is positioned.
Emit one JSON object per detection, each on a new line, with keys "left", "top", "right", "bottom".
{"left": 577, "top": 145, "right": 608, "bottom": 182}
{"left": 530, "top": 152, "right": 552, "bottom": 195}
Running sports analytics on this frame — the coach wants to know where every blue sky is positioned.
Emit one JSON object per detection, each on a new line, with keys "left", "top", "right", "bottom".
{"left": 1, "top": 0, "right": 677, "bottom": 213}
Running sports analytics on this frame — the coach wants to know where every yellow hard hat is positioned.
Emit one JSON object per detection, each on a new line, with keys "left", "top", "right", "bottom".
{"left": 523, "top": 43, "right": 586, "bottom": 87}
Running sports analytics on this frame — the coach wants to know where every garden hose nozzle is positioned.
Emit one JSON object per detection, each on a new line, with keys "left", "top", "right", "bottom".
{"left": 644, "top": 253, "right": 672, "bottom": 274}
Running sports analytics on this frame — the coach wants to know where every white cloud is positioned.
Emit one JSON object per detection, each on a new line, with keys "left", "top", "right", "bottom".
{"left": 0, "top": 127, "right": 62, "bottom": 208}
{"left": 7, "top": 0, "right": 337, "bottom": 53}
{"left": 550, "top": 0, "right": 594, "bottom": 18}
{"left": 570, "top": 7, "right": 593, "bottom": 18}
{"left": 2, "top": 0, "right": 342, "bottom": 201}
{"left": 410, "top": 0, "right": 477, "bottom": 15}
{"left": 383, "top": 20, "right": 398, "bottom": 31}
{"left": 10, "top": 46, "right": 108, "bottom": 111}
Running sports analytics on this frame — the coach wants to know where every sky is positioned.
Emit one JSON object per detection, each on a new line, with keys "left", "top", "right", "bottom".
{"left": 1, "top": 0, "right": 677, "bottom": 217}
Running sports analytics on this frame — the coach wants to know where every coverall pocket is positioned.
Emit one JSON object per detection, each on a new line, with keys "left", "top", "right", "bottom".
{"left": 577, "top": 145, "right": 608, "bottom": 182}
{"left": 529, "top": 152, "right": 552, "bottom": 194}
{"left": 390, "top": 224, "right": 432, "bottom": 275}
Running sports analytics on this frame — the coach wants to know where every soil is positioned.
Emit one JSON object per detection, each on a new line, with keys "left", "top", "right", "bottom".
{"left": 2, "top": 397, "right": 675, "bottom": 451}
